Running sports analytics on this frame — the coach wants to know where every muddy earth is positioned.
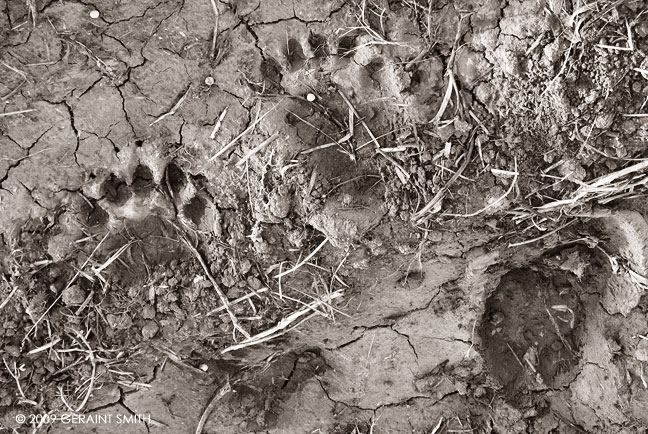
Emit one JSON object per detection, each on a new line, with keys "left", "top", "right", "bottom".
{"left": 1, "top": 0, "right": 648, "bottom": 433}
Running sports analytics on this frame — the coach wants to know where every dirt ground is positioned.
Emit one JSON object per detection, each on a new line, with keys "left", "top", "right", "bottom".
{"left": 1, "top": 0, "right": 648, "bottom": 433}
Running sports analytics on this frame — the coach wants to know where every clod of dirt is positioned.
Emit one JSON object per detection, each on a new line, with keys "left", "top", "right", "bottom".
{"left": 595, "top": 210, "right": 648, "bottom": 315}
{"left": 61, "top": 285, "right": 86, "bottom": 306}
{"left": 455, "top": 47, "right": 492, "bottom": 90}
{"left": 106, "top": 313, "right": 133, "bottom": 330}
{"left": 635, "top": 339, "right": 648, "bottom": 362}
{"left": 142, "top": 321, "right": 159, "bottom": 339}
{"left": 308, "top": 187, "right": 385, "bottom": 250}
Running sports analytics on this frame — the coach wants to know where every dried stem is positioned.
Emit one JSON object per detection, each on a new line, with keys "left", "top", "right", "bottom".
{"left": 208, "top": 0, "right": 220, "bottom": 60}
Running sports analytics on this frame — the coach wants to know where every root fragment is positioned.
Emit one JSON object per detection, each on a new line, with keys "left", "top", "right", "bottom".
{"left": 150, "top": 85, "right": 192, "bottom": 126}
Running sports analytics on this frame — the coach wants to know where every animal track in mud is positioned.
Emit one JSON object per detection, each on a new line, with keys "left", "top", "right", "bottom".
{"left": 285, "top": 38, "right": 306, "bottom": 72}
{"left": 83, "top": 149, "right": 219, "bottom": 234}
{"left": 307, "top": 32, "right": 329, "bottom": 57}
{"left": 479, "top": 247, "right": 603, "bottom": 399}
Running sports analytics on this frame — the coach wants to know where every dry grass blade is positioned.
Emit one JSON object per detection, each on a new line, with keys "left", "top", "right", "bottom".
{"left": 210, "top": 100, "right": 283, "bottom": 161}
{"left": 63, "top": 38, "right": 117, "bottom": 80}
{"left": 180, "top": 234, "right": 251, "bottom": 339}
{"left": 274, "top": 238, "right": 328, "bottom": 279}
{"left": 536, "top": 159, "right": 648, "bottom": 211}
{"left": 0, "top": 277, "right": 19, "bottom": 312}
{"left": 431, "top": 17, "right": 463, "bottom": 124}
{"left": 236, "top": 132, "right": 279, "bottom": 168}
{"left": 208, "top": 0, "right": 220, "bottom": 60}
{"left": 70, "top": 331, "right": 96, "bottom": 412}
{"left": 508, "top": 219, "right": 576, "bottom": 248}
{"left": 209, "top": 106, "right": 228, "bottom": 139}
{"left": 432, "top": 73, "right": 457, "bottom": 124}
{"left": 205, "top": 287, "right": 268, "bottom": 316}
{"left": 446, "top": 158, "right": 518, "bottom": 217}
{"left": 24, "top": 232, "right": 110, "bottom": 343}
{"left": 59, "top": 332, "right": 97, "bottom": 412}
{"left": 26, "top": 0, "right": 37, "bottom": 27}
{"left": 93, "top": 241, "right": 135, "bottom": 277}
{"left": 27, "top": 338, "right": 61, "bottom": 355}
{"left": 412, "top": 137, "right": 475, "bottom": 222}
{"left": 431, "top": 417, "right": 444, "bottom": 434}
{"left": 221, "top": 289, "right": 344, "bottom": 353}
{"left": 337, "top": 90, "right": 409, "bottom": 183}
{"left": 0, "top": 109, "right": 35, "bottom": 117}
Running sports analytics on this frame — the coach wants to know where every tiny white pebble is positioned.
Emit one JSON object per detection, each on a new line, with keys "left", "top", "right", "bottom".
{"left": 89, "top": 10, "right": 100, "bottom": 19}
{"left": 306, "top": 93, "right": 316, "bottom": 102}
{"left": 199, "top": 363, "right": 209, "bottom": 372}
{"left": 204, "top": 76, "right": 215, "bottom": 86}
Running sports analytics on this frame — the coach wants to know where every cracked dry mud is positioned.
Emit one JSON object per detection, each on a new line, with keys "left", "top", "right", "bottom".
{"left": 2, "top": 0, "right": 648, "bottom": 433}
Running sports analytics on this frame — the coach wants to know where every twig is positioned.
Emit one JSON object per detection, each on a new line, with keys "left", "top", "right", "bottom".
{"left": 180, "top": 234, "right": 250, "bottom": 339}
{"left": 274, "top": 238, "right": 328, "bottom": 279}
{"left": 3, "top": 358, "right": 26, "bottom": 399}
{"left": 150, "top": 85, "right": 192, "bottom": 126}
{"left": 195, "top": 379, "right": 232, "bottom": 434}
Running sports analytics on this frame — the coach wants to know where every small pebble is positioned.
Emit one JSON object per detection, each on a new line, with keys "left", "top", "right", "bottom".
{"left": 306, "top": 93, "right": 316, "bottom": 102}
{"left": 89, "top": 10, "right": 100, "bottom": 19}
{"left": 199, "top": 363, "right": 209, "bottom": 372}
{"left": 204, "top": 76, "right": 215, "bottom": 86}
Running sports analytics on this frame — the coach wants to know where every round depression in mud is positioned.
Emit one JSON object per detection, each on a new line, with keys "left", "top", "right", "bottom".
{"left": 479, "top": 248, "right": 603, "bottom": 398}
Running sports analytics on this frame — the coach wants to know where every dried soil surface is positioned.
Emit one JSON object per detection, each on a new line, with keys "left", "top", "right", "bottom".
{"left": 1, "top": 0, "right": 648, "bottom": 433}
